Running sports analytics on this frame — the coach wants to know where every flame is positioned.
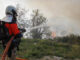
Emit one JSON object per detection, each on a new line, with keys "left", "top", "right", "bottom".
{"left": 51, "top": 32, "right": 56, "bottom": 38}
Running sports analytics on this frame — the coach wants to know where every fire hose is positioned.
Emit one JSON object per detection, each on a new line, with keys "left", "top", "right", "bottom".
{"left": 1, "top": 36, "right": 27, "bottom": 60}
{"left": 1, "top": 36, "right": 14, "bottom": 60}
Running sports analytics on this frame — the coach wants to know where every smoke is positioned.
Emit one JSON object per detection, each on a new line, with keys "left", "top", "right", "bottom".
{"left": 22, "top": 0, "right": 80, "bottom": 36}
{"left": 22, "top": 0, "right": 80, "bottom": 20}
{"left": 47, "top": 17, "right": 80, "bottom": 36}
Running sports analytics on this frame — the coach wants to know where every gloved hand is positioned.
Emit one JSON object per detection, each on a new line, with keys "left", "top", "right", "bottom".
{"left": 15, "top": 33, "right": 23, "bottom": 39}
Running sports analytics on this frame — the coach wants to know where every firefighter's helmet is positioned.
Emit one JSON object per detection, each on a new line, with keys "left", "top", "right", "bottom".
{"left": 6, "top": 5, "right": 17, "bottom": 16}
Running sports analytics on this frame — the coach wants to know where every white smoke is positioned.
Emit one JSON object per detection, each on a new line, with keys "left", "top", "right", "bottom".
{"left": 49, "top": 17, "right": 80, "bottom": 36}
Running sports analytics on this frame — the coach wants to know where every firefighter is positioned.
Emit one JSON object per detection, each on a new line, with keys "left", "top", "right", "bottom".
{"left": 2, "top": 5, "right": 22, "bottom": 60}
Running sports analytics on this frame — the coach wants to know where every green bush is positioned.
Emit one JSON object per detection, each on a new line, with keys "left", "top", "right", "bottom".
{"left": 17, "top": 36, "right": 80, "bottom": 59}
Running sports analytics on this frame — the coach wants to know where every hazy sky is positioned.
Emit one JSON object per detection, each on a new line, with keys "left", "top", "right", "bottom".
{"left": 0, "top": 0, "right": 80, "bottom": 36}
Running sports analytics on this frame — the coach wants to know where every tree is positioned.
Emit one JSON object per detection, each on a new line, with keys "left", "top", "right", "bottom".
{"left": 16, "top": 5, "right": 30, "bottom": 29}
{"left": 30, "top": 9, "right": 51, "bottom": 39}
{"left": 16, "top": 5, "right": 51, "bottom": 39}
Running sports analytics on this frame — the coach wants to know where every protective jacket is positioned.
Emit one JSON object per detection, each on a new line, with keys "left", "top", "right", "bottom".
{"left": 2, "top": 15, "right": 22, "bottom": 57}
{"left": 2, "top": 15, "right": 21, "bottom": 37}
